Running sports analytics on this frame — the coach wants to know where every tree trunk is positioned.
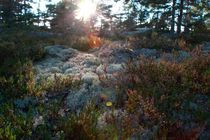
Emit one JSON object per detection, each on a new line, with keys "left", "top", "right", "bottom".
{"left": 177, "top": 0, "right": 184, "bottom": 34}
{"left": 24, "top": 0, "right": 27, "bottom": 25}
{"left": 170, "top": 0, "right": 176, "bottom": 34}
{"left": 184, "top": 0, "right": 190, "bottom": 33}
{"left": 38, "top": 0, "right": 41, "bottom": 26}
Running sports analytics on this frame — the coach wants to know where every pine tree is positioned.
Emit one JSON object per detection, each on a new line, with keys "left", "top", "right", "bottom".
{"left": 97, "top": 3, "right": 113, "bottom": 32}
{"left": 0, "top": 0, "right": 35, "bottom": 28}
{"left": 49, "top": 0, "right": 81, "bottom": 34}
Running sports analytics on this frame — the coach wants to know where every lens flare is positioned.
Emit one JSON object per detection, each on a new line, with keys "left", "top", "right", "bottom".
{"left": 106, "top": 102, "right": 112, "bottom": 107}
{"left": 76, "top": 0, "right": 97, "bottom": 20}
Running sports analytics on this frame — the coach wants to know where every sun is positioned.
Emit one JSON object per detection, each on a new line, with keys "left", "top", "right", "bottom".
{"left": 76, "top": 0, "right": 97, "bottom": 20}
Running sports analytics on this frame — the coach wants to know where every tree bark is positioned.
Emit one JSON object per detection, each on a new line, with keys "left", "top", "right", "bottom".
{"left": 177, "top": 0, "right": 184, "bottom": 34}
{"left": 24, "top": 0, "right": 27, "bottom": 25}
{"left": 184, "top": 0, "right": 190, "bottom": 33}
{"left": 170, "top": 0, "right": 176, "bottom": 34}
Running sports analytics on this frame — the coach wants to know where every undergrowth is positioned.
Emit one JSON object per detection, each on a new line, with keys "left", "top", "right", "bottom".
{"left": 131, "top": 31, "right": 200, "bottom": 52}
{"left": 98, "top": 45, "right": 209, "bottom": 139}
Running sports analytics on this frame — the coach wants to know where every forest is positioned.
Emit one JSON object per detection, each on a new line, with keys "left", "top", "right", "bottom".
{"left": 0, "top": 0, "right": 209, "bottom": 139}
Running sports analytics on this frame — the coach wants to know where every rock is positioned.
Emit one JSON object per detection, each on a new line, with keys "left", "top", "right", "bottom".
{"left": 62, "top": 62, "right": 75, "bottom": 72}
{"left": 96, "top": 64, "right": 124, "bottom": 75}
{"left": 202, "top": 41, "right": 210, "bottom": 55}
{"left": 44, "top": 45, "right": 78, "bottom": 59}
{"left": 107, "top": 64, "right": 124, "bottom": 74}
{"left": 66, "top": 87, "right": 91, "bottom": 112}
{"left": 58, "top": 109, "right": 65, "bottom": 117}
{"left": 81, "top": 72, "right": 99, "bottom": 84}
{"left": 97, "top": 109, "right": 128, "bottom": 129}
{"left": 81, "top": 54, "right": 102, "bottom": 66}
{"left": 65, "top": 68, "right": 76, "bottom": 74}
{"left": 96, "top": 65, "right": 106, "bottom": 75}
{"left": 66, "top": 82, "right": 103, "bottom": 112}
{"left": 51, "top": 131, "right": 62, "bottom": 140}
{"left": 48, "top": 67, "right": 62, "bottom": 73}
{"left": 136, "top": 48, "right": 158, "bottom": 58}
{"left": 33, "top": 116, "right": 44, "bottom": 130}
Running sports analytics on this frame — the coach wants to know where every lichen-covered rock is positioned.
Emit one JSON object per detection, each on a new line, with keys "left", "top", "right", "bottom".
{"left": 62, "top": 62, "right": 75, "bottom": 72}
{"left": 97, "top": 109, "right": 128, "bottom": 129}
{"left": 107, "top": 64, "right": 124, "bottom": 74}
{"left": 66, "top": 84, "right": 101, "bottom": 112}
{"left": 201, "top": 41, "right": 210, "bottom": 55}
{"left": 81, "top": 72, "right": 99, "bottom": 84}
{"left": 33, "top": 116, "right": 44, "bottom": 130}
{"left": 96, "top": 65, "right": 106, "bottom": 75}
{"left": 58, "top": 109, "right": 65, "bottom": 117}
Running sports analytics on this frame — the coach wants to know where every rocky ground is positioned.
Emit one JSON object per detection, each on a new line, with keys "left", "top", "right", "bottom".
{"left": 33, "top": 41, "right": 209, "bottom": 112}
{"left": 9, "top": 41, "right": 209, "bottom": 139}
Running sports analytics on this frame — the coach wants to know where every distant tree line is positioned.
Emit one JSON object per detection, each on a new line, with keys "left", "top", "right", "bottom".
{"left": 0, "top": 0, "right": 36, "bottom": 28}
{"left": 0, "top": 0, "right": 209, "bottom": 36}
{"left": 111, "top": 0, "right": 209, "bottom": 34}
{"left": 0, "top": 0, "right": 78, "bottom": 31}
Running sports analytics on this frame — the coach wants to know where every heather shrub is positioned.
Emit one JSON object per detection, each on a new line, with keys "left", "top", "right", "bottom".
{"left": 59, "top": 102, "right": 134, "bottom": 140}
{"left": 72, "top": 36, "right": 91, "bottom": 52}
{"left": 59, "top": 102, "right": 101, "bottom": 140}
{"left": 124, "top": 53, "right": 209, "bottom": 119}
{"left": 184, "top": 32, "right": 210, "bottom": 45}
{"left": 133, "top": 32, "right": 194, "bottom": 52}
{"left": 98, "top": 47, "right": 209, "bottom": 139}
{"left": 0, "top": 32, "right": 47, "bottom": 77}
{"left": 72, "top": 36, "right": 110, "bottom": 51}
{"left": 184, "top": 22, "right": 210, "bottom": 44}
{"left": 41, "top": 73, "right": 82, "bottom": 93}
{"left": 0, "top": 61, "right": 36, "bottom": 98}
{"left": 0, "top": 102, "right": 33, "bottom": 140}
{"left": 0, "top": 63, "right": 81, "bottom": 99}
{"left": 0, "top": 74, "right": 83, "bottom": 139}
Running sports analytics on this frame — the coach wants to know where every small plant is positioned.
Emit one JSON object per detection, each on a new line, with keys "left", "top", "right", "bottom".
{"left": 0, "top": 102, "right": 33, "bottom": 140}
{"left": 42, "top": 73, "right": 82, "bottom": 93}
{"left": 0, "top": 61, "right": 37, "bottom": 98}
{"left": 72, "top": 36, "right": 92, "bottom": 52}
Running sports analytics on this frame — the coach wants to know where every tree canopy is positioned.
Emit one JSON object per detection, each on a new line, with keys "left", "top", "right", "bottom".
{"left": 0, "top": 0, "right": 209, "bottom": 34}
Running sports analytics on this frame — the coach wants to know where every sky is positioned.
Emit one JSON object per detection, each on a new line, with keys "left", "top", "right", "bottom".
{"left": 32, "top": 0, "right": 61, "bottom": 13}
{"left": 32, "top": 0, "right": 124, "bottom": 27}
{"left": 32, "top": 0, "right": 124, "bottom": 14}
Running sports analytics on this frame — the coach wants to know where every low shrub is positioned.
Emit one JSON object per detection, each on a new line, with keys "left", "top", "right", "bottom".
{"left": 98, "top": 46, "right": 209, "bottom": 139}
{"left": 0, "top": 32, "right": 47, "bottom": 77}
{"left": 72, "top": 36, "right": 91, "bottom": 52}
{"left": 184, "top": 32, "right": 210, "bottom": 45}
{"left": 0, "top": 61, "right": 36, "bottom": 99}
{"left": 0, "top": 102, "right": 33, "bottom": 140}
{"left": 132, "top": 32, "right": 195, "bottom": 52}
